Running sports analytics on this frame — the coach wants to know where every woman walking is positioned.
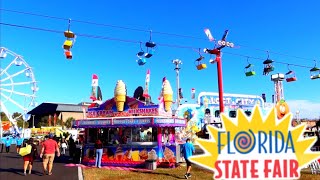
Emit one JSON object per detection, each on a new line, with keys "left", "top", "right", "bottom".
{"left": 61, "top": 138, "right": 68, "bottom": 156}
{"left": 94, "top": 139, "right": 103, "bottom": 168}
{"left": 23, "top": 138, "right": 38, "bottom": 175}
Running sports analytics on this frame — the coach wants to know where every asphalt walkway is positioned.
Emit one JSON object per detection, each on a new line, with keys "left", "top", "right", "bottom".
{"left": 0, "top": 145, "right": 79, "bottom": 180}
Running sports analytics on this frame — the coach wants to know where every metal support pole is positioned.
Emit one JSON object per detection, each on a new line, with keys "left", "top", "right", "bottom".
{"left": 217, "top": 59, "right": 224, "bottom": 113}
{"left": 176, "top": 66, "right": 180, "bottom": 107}
{"left": 172, "top": 59, "right": 182, "bottom": 108}
{"left": 32, "top": 115, "right": 35, "bottom": 128}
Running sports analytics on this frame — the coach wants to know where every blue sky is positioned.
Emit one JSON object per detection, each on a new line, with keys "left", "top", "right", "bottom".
{"left": 1, "top": 0, "right": 320, "bottom": 118}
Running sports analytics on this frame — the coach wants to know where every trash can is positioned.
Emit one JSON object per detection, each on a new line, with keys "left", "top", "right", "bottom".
{"left": 145, "top": 160, "right": 157, "bottom": 170}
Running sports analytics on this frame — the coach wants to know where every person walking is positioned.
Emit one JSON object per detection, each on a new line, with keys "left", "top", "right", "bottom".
{"left": 40, "top": 133, "right": 60, "bottom": 176}
{"left": 5, "top": 137, "right": 11, "bottom": 153}
{"left": 16, "top": 136, "right": 23, "bottom": 153}
{"left": 61, "top": 138, "right": 68, "bottom": 156}
{"left": 22, "top": 138, "right": 38, "bottom": 175}
{"left": 94, "top": 139, "right": 103, "bottom": 168}
{"left": 181, "top": 138, "right": 195, "bottom": 179}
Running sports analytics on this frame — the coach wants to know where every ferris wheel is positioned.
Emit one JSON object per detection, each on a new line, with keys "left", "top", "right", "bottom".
{"left": 0, "top": 47, "right": 38, "bottom": 135}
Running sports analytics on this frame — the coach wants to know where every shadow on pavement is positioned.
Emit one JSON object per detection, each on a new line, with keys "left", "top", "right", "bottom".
{"left": 0, "top": 168, "right": 43, "bottom": 176}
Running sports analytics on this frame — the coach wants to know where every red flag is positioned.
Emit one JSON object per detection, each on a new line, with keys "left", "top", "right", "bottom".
{"left": 191, "top": 88, "right": 196, "bottom": 99}
{"left": 48, "top": 115, "right": 52, "bottom": 126}
{"left": 54, "top": 113, "right": 57, "bottom": 126}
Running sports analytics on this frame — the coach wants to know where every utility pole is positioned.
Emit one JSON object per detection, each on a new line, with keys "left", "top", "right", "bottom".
{"left": 172, "top": 59, "right": 182, "bottom": 108}
{"left": 32, "top": 115, "right": 35, "bottom": 128}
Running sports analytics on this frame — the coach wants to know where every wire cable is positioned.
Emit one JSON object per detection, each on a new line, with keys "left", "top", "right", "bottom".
{"left": 0, "top": 22, "right": 316, "bottom": 69}
{"left": 1, "top": 8, "right": 318, "bottom": 62}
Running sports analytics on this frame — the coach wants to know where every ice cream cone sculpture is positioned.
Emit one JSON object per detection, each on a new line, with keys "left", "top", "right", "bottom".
{"left": 114, "top": 80, "right": 127, "bottom": 111}
{"left": 162, "top": 79, "right": 173, "bottom": 111}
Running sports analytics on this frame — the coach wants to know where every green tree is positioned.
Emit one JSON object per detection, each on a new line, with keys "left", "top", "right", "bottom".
{"left": 65, "top": 117, "right": 75, "bottom": 129}
{"left": 37, "top": 116, "right": 49, "bottom": 127}
{"left": 0, "top": 112, "right": 9, "bottom": 121}
{"left": 12, "top": 112, "right": 29, "bottom": 128}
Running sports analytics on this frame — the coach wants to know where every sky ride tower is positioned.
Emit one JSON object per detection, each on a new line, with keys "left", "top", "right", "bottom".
{"left": 271, "top": 73, "right": 285, "bottom": 104}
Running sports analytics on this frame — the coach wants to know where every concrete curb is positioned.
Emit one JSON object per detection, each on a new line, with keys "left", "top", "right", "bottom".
{"left": 78, "top": 166, "right": 84, "bottom": 180}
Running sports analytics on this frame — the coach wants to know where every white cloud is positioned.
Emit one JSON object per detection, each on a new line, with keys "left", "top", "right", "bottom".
{"left": 286, "top": 100, "right": 320, "bottom": 119}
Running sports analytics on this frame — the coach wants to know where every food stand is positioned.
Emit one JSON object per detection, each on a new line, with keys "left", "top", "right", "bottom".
{"left": 72, "top": 80, "right": 186, "bottom": 168}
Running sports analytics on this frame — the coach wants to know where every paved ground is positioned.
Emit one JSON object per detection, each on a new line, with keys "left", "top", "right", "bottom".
{"left": 0, "top": 145, "right": 79, "bottom": 180}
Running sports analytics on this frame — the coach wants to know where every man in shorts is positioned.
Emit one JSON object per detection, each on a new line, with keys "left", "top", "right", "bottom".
{"left": 181, "top": 138, "right": 195, "bottom": 179}
{"left": 40, "top": 133, "right": 60, "bottom": 175}
{"left": 16, "top": 136, "right": 23, "bottom": 153}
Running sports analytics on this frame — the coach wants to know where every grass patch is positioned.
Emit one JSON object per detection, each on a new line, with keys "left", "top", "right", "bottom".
{"left": 83, "top": 166, "right": 319, "bottom": 180}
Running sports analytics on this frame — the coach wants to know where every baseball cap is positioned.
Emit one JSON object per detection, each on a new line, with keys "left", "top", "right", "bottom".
{"left": 48, "top": 133, "right": 54, "bottom": 138}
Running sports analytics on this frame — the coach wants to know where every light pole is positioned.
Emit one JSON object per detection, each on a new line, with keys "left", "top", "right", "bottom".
{"left": 172, "top": 59, "right": 182, "bottom": 108}
{"left": 32, "top": 115, "right": 35, "bottom": 128}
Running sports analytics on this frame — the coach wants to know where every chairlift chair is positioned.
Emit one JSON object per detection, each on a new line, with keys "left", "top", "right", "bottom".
{"left": 64, "top": 30, "right": 75, "bottom": 38}
{"left": 137, "top": 58, "right": 146, "bottom": 66}
{"left": 145, "top": 42, "right": 156, "bottom": 48}
{"left": 65, "top": 50, "right": 72, "bottom": 59}
{"left": 310, "top": 67, "right": 320, "bottom": 79}
{"left": 244, "top": 64, "right": 255, "bottom": 76}
{"left": 63, "top": 40, "right": 73, "bottom": 50}
{"left": 196, "top": 56, "right": 207, "bottom": 70}
{"left": 285, "top": 70, "right": 297, "bottom": 82}
{"left": 263, "top": 59, "right": 275, "bottom": 75}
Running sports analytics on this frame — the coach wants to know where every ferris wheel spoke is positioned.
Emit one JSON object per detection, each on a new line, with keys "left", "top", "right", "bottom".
{"left": 0, "top": 67, "right": 31, "bottom": 82}
{"left": 0, "top": 56, "right": 18, "bottom": 76}
{"left": 1, "top": 81, "right": 37, "bottom": 87}
{"left": 1, "top": 92, "right": 26, "bottom": 111}
{"left": 0, "top": 88, "right": 36, "bottom": 98}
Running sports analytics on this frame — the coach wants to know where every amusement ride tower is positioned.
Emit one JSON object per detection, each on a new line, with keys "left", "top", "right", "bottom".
{"left": 271, "top": 73, "right": 285, "bottom": 104}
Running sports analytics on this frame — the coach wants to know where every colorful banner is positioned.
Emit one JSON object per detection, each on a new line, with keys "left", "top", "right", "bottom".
{"left": 73, "top": 117, "right": 186, "bottom": 128}
{"left": 198, "top": 92, "right": 264, "bottom": 107}
{"left": 86, "top": 96, "right": 167, "bottom": 118}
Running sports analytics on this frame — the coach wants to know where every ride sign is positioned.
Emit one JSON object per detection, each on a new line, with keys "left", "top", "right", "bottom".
{"left": 189, "top": 105, "right": 320, "bottom": 180}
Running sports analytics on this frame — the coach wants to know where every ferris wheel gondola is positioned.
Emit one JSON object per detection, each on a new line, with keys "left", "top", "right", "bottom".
{"left": 0, "top": 47, "right": 38, "bottom": 136}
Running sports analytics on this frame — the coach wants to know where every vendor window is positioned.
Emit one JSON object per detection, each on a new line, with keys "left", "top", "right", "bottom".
{"left": 131, "top": 127, "right": 157, "bottom": 142}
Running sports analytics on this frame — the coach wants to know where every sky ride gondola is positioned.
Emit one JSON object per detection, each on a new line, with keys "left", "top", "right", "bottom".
{"left": 285, "top": 70, "right": 297, "bottom": 82}
{"left": 63, "top": 19, "right": 76, "bottom": 60}
{"left": 263, "top": 59, "right": 274, "bottom": 75}
{"left": 310, "top": 67, "right": 320, "bottom": 80}
{"left": 194, "top": 49, "right": 207, "bottom": 70}
{"left": 244, "top": 57, "right": 255, "bottom": 77}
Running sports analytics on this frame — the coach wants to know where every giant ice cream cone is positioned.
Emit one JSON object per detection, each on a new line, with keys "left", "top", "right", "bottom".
{"left": 162, "top": 80, "right": 173, "bottom": 111}
{"left": 114, "top": 80, "right": 127, "bottom": 112}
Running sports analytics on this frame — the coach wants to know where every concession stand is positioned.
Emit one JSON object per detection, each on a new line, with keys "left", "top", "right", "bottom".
{"left": 72, "top": 95, "right": 186, "bottom": 168}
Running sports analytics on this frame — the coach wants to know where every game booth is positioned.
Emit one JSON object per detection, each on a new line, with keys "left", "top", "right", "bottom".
{"left": 72, "top": 79, "right": 187, "bottom": 168}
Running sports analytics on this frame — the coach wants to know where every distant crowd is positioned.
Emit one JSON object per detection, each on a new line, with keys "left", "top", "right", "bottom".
{"left": 0, "top": 134, "right": 84, "bottom": 175}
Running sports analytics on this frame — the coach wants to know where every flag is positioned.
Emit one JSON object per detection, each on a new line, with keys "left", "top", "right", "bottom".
{"left": 204, "top": 28, "right": 214, "bottom": 41}
{"left": 191, "top": 88, "right": 196, "bottom": 99}
{"left": 48, "top": 115, "right": 52, "bottom": 126}
{"left": 82, "top": 106, "right": 87, "bottom": 119}
{"left": 53, "top": 113, "right": 57, "bottom": 126}
{"left": 143, "top": 69, "right": 150, "bottom": 98}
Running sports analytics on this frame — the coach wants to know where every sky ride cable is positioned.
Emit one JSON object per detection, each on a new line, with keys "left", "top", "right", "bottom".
{"left": 0, "top": 22, "right": 317, "bottom": 70}
{"left": 1, "top": 8, "right": 319, "bottom": 63}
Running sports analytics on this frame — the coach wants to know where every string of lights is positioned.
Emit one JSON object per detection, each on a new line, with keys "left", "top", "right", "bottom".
{"left": 0, "top": 22, "right": 316, "bottom": 70}
{"left": 1, "top": 8, "right": 319, "bottom": 63}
